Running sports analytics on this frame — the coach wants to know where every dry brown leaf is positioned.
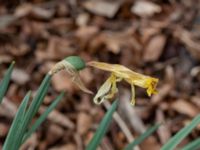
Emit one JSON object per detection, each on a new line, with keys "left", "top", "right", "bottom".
{"left": 75, "top": 26, "right": 99, "bottom": 49}
{"left": 171, "top": 99, "right": 199, "bottom": 117}
{"left": 2, "top": 42, "right": 30, "bottom": 56}
{"left": 51, "top": 71, "right": 75, "bottom": 93}
{"left": 46, "top": 124, "right": 64, "bottom": 145}
{"left": 11, "top": 68, "right": 30, "bottom": 85}
{"left": 140, "top": 27, "right": 161, "bottom": 44}
{"left": 175, "top": 28, "right": 200, "bottom": 60}
{"left": 140, "top": 136, "right": 161, "bottom": 150}
{"left": 143, "top": 34, "right": 166, "bottom": 62}
{"left": 76, "top": 26, "right": 99, "bottom": 40}
{"left": 21, "top": 133, "right": 38, "bottom": 150}
{"left": 77, "top": 112, "right": 92, "bottom": 135}
{"left": 15, "top": 3, "right": 54, "bottom": 19}
{"left": 152, "top": 84, "right": 172, "bottom": 104}
{"left": 0, "top": 123, "right": 9, "bottom": 137}
{"left": 39, "top": 106, "right": 75, "bottom": 129}
{"left": 90, "top": 29, "right": 142, "bottom": 54}
{"left": 49, "top": 144, "right": 76, "bottom": 150}
{"left": 131, "top": 1, "right": 161, "bottom": 17}
{"left": 35, "top": 36, "right": 74, "bottom": 61}
{"left": 0, "top": 15, "right": 17, "bottom": 29}
{"left": 50, "top": 18, "right": 73, "bottom": 34}
{"left": 14, "top": 3, "right": 33, "bottom": 18}
{"left": 191, "top": 96, "right": 200, "bottom": 108}
{"left": 0, "top": 55, "right": 13, "bottom": 63}
{"left": 76, "top": 13, "right": 90, "bottom": 27}
{"left": 83, "top": 0, "right": 121, "bottom": 18}
{"left": 80, "top": 68, "right": 94, "bottom": 84}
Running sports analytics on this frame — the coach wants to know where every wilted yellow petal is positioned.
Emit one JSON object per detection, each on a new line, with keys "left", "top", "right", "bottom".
{"left": 104, "top": 74, "right": 119, "bottom": 99}
{"left": 93, "top": 75, "right": 113, "bottom": 104}
{"left": 93, "top": 73, "right": 121, "bottom": 104}
{"left": 72, "top": 74, "right": 93, "bottom": 94}
{"left": 145, "top": 78, "right": 158, "bottom": 96}
{"left": 89, "top": 61, "right": 159, "bottom": 105}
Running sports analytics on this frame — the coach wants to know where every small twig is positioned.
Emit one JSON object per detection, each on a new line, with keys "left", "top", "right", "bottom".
{"left": 74, "top": 133, "right": 83, "bottom": 150}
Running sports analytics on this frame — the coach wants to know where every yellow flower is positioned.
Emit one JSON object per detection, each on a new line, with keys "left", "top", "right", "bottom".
{"left": 88, "top": 61, "right": 158, "bottom": 105}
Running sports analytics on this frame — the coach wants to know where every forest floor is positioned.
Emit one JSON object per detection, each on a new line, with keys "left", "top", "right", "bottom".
{"left": 0, "top": 0, "right": 200, "bottom": 149}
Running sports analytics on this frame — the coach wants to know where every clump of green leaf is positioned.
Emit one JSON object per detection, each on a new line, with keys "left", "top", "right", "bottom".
{"left": 2, "top": 73, "right": 64, "bottom": 150}
{"left": 1, "top": 56, "right": 87, "bottom": 150}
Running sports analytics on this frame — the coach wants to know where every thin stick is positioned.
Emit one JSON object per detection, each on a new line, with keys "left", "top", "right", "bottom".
{"left": 103, "top": 101, "right": 140, "bottom": 150}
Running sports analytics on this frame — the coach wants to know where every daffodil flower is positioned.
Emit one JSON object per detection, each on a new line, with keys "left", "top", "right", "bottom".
{"left": 88, "top": 61, "right": 158, "bottom": 105}
{"left": 49, "top": 56, "right": 93, "bottom": 94}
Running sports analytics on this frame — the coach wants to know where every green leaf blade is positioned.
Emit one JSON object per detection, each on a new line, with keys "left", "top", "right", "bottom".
{"left": 182, "top": 138, "right": 200, "bottom": 150}
{"left": 161, "top": 114, "right": 200, "bottom": 150}
{"left": 3, "top": 91, "right": 31, "bottom": 150}
{"left": 0, "top": 61, "right": 14, "bottom": 103}
{"left": 124, "top": 124, "right": 160, "bottom": 150}
{"left": 15, "top": 74, "right": 51, "bottom": 148}
{"left": 22, "top": 92, "right": 64, "bottom": 143}
{"left": 86, "top": 100, "right": 118, "bottom": 150}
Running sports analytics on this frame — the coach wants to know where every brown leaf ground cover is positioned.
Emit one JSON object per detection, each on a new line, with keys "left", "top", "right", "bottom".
{"left": 0, "top": 0, "right": 200, "bottom": 149}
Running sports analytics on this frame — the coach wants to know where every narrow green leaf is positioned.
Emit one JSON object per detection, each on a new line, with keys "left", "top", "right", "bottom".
{"left": 15, "top": 74, "right": 51, "bottom": 148}
{"left": 0, "top": 61, "right": 14, "bottom": 103}
{"left": 86, "top": 100, "right": 118, "bottom": 150}
{"left": 161, "top": 114, "right": 200, "bottom": 150}
{"left": 3, "top": 91, "right": 31, "bottom": 150}
{"left": 124, "top": 124, "right": 160, "bottom": 150}
{"left": 22, "top": 92, "right": 64, "bottom": 143}
{"left": 181, "top": 138, "right": 200, "bottom": 150}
